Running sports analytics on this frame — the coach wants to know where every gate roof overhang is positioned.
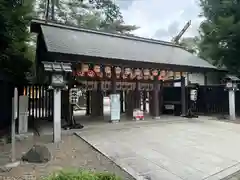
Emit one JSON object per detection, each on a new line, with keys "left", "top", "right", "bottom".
{"left": 31, "top": 19, "right": 218, "bottom": 72}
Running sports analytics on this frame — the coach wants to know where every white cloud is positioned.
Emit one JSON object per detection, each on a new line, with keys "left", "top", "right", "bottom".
{"left": 118, "top": 0, "right": 203, "bottom": 41}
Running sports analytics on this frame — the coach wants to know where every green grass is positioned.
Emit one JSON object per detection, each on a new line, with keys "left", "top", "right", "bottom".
{"left": 44, "top": 169, "right": 122, "bottom": 180}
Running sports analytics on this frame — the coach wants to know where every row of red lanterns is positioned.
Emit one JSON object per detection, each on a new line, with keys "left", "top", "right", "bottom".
{"left": 72, "top": 64, "right": 181, "bottom": 80}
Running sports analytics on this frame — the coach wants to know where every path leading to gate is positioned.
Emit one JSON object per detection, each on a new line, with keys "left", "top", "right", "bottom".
{"left": 76, "top": 118, "right": 240, "bottom": 180}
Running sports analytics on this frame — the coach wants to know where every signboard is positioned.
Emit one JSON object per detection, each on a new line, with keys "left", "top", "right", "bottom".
{"left": 133, "top": 109, "right": 144, "bottom": 120}
{"left": 110, "top": 94, "right": 120, "bottom": 121}
{"left": 69, "top": 88, "right": 78, "bottom": 104}
{"left": 190, "top": 89, "right": 197, "bottom": 101}
{"left": 18, "top": 96, "right": 28, "bottom": 134}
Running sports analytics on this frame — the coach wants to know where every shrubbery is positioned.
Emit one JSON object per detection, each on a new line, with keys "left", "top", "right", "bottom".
{"left": 44, "top": 170, "right": 122, "bottom": 180}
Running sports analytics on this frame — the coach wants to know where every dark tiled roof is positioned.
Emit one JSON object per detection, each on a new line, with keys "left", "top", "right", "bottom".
{"left": 32, "top": 19, "right": 216, "bottom": 70}
{"left": 225, "top": 74, "right": 240, "bottom": 81}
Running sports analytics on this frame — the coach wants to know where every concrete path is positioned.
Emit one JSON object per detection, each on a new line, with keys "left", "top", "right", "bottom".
{"left": 76, "top": 118, "right": 240, "bottom": 180}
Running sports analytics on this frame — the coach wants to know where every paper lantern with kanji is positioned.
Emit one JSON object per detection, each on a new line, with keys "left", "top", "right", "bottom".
{"left": 87, "top": 70, "right": 95, "bottom": 77}
{"left": 115, "top": 67, "right": 122, "bottom": 78}
{"left": 124, "top": 68, "right": 131, "bottom": 75}
{"left": 134, "top": 69, "right": 141, "bottom": 76}
{"left": 105, "top": 66, "right": 111, "bottom": 78}
{"left": 105, "top": 66, "right": 111, "bottom": 73}
{"left": 82, "top": 64, "right": 89, "bottom": 72}
{"left": 77, "top": 71, "right": 84, "bottom": 76}
{"left": 158, "top": 70, "right": 166, "bottom": 80}
{"left": 151, "top": 69, "right": 159, "bottom": 76}
{"left": 143, "top": 69, "right": 150, "bottom": 76}
{"left": 94, "top": 65, "right": 101, "bottom": 73}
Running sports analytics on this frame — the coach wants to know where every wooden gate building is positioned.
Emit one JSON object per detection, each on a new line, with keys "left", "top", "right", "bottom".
{"left": 30, "top": 19, "right": 217, "bottom": 140}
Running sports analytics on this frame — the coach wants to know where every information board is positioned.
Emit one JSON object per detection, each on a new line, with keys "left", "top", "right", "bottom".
{"left": 110, "top": 94, "right": 120, "bottom": 121}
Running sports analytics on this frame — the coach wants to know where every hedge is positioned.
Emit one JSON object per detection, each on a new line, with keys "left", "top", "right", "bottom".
{"left": 44, "top": 169, "right": 122, "bottom": 180}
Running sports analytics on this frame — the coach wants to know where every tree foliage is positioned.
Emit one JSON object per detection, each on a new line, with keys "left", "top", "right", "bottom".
{"left": 34, "top": 0, "right": 138, "bottom": 33}
{"left": 0, "top": 0, "right": 34, "bottom": 83}
{"left": 198, "top": 0, "right": 240, "bottom": 72}
{"left": 179, "top": 37, "right": 200, "bottom": 54}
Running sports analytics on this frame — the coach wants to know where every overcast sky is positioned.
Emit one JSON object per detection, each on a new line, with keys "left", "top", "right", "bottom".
{"left": 115, "top": 0, "right": 204, "bottom": 41}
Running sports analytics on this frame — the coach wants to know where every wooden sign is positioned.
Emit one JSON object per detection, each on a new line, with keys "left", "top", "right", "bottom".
{"left": 140, "top": 83, "right": 147, "bottom": 91}
{"left": 148, "top": 84, "right": 153, "bottom": 91}
{"left": 116, "top": 82, "right": 121, "bottom": 90}
{"left": 101, "top": 81, "right": 111, "bottom": 90}
{"left": 86, "top": 81, "right": 97, "bottom": 90}
{"left": 121, "top": 82, "right": 127, "bottom": 90}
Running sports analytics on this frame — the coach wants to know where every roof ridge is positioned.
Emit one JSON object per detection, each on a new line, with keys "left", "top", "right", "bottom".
{"left": 31, "top": 19, "right": 181, "bottom": 48}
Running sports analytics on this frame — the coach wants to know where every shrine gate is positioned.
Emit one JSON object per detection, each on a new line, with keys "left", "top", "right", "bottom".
{"left": 30, "top": 19, "right": 217, "bottom": 140}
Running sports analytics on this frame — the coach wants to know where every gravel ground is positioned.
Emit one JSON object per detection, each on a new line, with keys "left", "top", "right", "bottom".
{"left": 0, "top": 134, "right": 135, "bottom": 180}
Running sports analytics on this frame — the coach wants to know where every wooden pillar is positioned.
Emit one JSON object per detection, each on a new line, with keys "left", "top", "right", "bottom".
{"left": 61, "top": 90, "right": 69, "bottom": 120}
{"left": 90, "top": 91, "right": 96, "bottom": 116}
{"left": 124, "top": 91, "right": 128, "bottom": 112}
{"left": 86, "top": 91, "right": 91, "bottom": 116}
{"left": 135, "top": 81, "right": 141, "bottom": 109}
{"left": 111, "top": 67, "right": 117, "bottom": 94}
{"left": 90, "top": 82, "right": 103, "bottom": 117}
{"left": 65, "top": 88, "right": 72, "bottom": 124}
{"left": 181, "top": 76, "right": 186, "bottom": 116}
{"left": 143, "top": 91, "right": 147, "bottom": 112}
{"left": 126, "top": 91, "right": 134, "bottom": 116}
{"left": 149, "top": 91, "right": 153, "bottom": 116}
{"left": 97, "top": 82, "right": 104, "bottom": 116}
{"left": 152, "top": 76, "right": 160, "bottom": 119}
{"left": 120, "top": 90, "right": 124, "bottom": 113}
{"left": 159, "top": 81, "right": 164, "bottom": 115}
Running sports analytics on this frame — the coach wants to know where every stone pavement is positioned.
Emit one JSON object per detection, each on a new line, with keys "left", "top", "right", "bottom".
{"left": 76, "top": 117, "right": 240, "bottom": 180}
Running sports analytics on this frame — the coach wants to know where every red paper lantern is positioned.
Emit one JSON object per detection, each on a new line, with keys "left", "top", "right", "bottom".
{"left": 87, "top": 70, "right": 95, "bottom": 77}
{"left": 77, "top": 71, "right": 85, "bottom": 76}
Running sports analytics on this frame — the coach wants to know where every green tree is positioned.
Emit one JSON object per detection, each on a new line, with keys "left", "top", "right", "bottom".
{"left": 198, "top": 0, "right": 240, "bottom": 72}
{"left": 34, "top": 0, "right": 138, "bottom": 33}
{"left": 0, "top": 0, "right": 34, "bottom": 83}
{"left": 179, "top": 37, "right": 200, "bottom": 54}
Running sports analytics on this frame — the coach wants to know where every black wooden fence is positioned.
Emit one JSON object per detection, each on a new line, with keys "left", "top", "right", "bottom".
{"left": 162, "top": 85, "right": 240, "bottom": 115}
{"left": 19, "top": 84, "right": 54, "bottom": 121}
